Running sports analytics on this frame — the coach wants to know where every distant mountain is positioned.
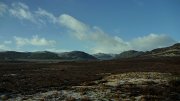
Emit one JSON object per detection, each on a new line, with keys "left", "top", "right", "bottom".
{"left": 0, "top": 51, "right": 59, "bottom": 60}
{"left": 93, "top": 53, "right": 114, "bottom": 60}
{"left": 58, "top": 51, "right": 97, "bottom": 61}
{"left": 28, "top": 51, "right": 60, "bottom": 59}
{"left": 115, "top": 43, "right": 180, "bottom": 59}
{"left": 0, "top": 43, "right": 179, "bottom": 61}
{"left": 143, "top": 43, "right": 180, "bottom": 57}
{"left": 0, "top": 51, "right": 97, "bottom": 61}
{"left": 115, "top": 50, "right": 144, "bottom": 59}
{"left": 0, "top": 51, "right": 30, "bottom": 60}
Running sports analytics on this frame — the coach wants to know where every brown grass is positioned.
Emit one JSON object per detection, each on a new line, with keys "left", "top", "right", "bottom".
{"left": 0, "top": 57, "right": 180, "bottom": 94}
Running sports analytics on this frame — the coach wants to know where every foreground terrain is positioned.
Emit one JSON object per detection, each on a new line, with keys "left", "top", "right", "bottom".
{"left": 0, "top": 57, "right": 180, "bottom": 100}
{"left": 7, "top": 72, "right": 180, "bottom": 101}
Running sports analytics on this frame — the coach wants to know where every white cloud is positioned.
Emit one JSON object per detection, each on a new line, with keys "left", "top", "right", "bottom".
{"left": 9, "top": 2, "right": 35, "bottom": 22}
{"left": 7, "top": 2, "right": 57, "bottom": 25}
{"left": 45, "top": 48, "right": 71, "bottom": 53}
{"left": 58, "top": 14, "right": 130, "bottom": 53}
{"left": 4, "top": 40, "right": 12, "bottom": 44}
{"left": 1, "top": 2, "right": 57, "bottom": 25}
{"left": 35, "top": 8, "right": 57, "bottom": 24}
{"left": 130, "top": 34, "right": 176, "bottom": 51}
{"left": 59, "top": 14, "right": 89, "bottom": 40}
{"left": 0, "top": 2, "right": 7, "bottom": 16}
{"left": 0, "top": 44, "right": 10, "bottom": 51}
{"left": 58, "top": 14, "right": 177, "bottom": 53}
{"left": 14, "top": 35, "right": 56, "bottom": 47}
{"left": 0, "top": 2, "right": 177, "bottom": 53}
{"left": 88, "top": 27, "right": 130, "bottom": 53}
{"left": 0, "top": 44, "right": 7, "bottom": 50}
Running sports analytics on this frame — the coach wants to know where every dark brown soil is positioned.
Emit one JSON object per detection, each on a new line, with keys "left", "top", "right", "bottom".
{"left": 0, "top": 57, "right": 180, "bottom": 94}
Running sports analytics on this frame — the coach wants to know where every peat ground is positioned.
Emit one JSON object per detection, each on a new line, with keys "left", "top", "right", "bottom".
{"left": 0, "top": 57, "right": 180, "bottom": 95}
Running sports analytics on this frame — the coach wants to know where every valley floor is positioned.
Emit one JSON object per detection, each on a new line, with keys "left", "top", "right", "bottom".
{"left": 7, "top": 72, "right": 180, "bottom": 101}
{"left": 0, "top": 57, "right": 180, "bottom": 101}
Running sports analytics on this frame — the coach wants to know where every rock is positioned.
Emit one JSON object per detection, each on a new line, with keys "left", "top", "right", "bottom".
{"left": 1, "top": 95, "right": 9, "bottom": 100}
{"left": 66, "top": 96, "right": 76, "bottom": 101}
{"left": 169, "top": 92, "right": 180, "bottom": 100}
{"left": 80, "top": 96, "right": 91, "bottom": 101}
{"left": 21, "top": 97, "right": 29, "bottom": 100}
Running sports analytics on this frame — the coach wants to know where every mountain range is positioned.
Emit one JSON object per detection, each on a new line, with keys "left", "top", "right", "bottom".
{"left": 58, "top": 51, "right": 97, "bottom": 61}
{"left": 0, "top": 43, "right": 179, "bottom": 61}
{"left": 142, "top": 43, "right": 180, "bottom": 57}
{"left": 0, "top": 51, "right": 97, "bottom": 61}
{"left": 93, "top": 53, "right": 115, "bottom": 60}
{"left": 115, "top": 50, "right": 144, "bottom": 59}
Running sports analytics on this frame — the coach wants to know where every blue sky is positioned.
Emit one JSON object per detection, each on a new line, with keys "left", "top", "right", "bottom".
{"left": 0, "top": 0, "right": 179, "bottom": 53}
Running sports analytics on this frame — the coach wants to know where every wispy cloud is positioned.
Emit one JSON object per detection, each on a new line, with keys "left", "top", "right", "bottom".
{"left": 14, "top": 35, "right": 56, "bottom": 47}
{"left": 35, "top": 8, "right": 57, "bottom": 24}
{"left": 9, "top": 2, "right": 35, "bottom": 22}
{"left": 0, "top": 40, "right": 12, "bottom": 51}
{"left": 59, "top": 14, "right": 89, "bottom": 40}
{"left": 130, "top": 34, "right": 176, "bottom": 51}
{"left": 0, "top": 2, "right": 177, "bottom": 53}
{"left": 45, "top": 48, "right": 71, "bottom": 53}
{"left": 0, "top": 44, "right": 10, "bottom": 51}
{"left": 0, "top": 2, "right": 7, "bottom": 16}
{"left": 2, "top": 2, "right": 58, "bottom": 25}
{"left": 58, "top": 15, "right": 127, "bottom": 51}
{"left": 4, "top": 40, "right": 12, "bottom": 44}
{"left": 59, "top": 14, "right": 131, "bottom": 53}
{"left": 58, "top": 14, "right": 177, "bottom": 53}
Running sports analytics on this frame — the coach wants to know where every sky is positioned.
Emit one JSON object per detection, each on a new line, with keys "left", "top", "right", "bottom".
{"left": 0, "top": 0, "right": 180, "bottom": 54}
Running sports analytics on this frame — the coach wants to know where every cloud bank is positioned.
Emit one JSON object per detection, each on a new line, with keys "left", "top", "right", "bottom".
{"left": 0, "top": 44, "right": 9, "bottom": 51}
{"left": 59, "top": 14, "right": 131, "bottom": 53}
{"left": 58, "top": 14, "right": 176, "bottom": 53}
{"left": 130, "top": 34, "right": 176, "bottom": 51}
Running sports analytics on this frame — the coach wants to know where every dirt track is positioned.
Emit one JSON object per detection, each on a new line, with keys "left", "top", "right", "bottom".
{"left": 0, "top": 57, "right": 180, "bottom": 95}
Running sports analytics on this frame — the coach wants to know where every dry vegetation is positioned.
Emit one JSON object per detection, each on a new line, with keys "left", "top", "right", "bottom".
{"left": 0, "top": 57, "right": 180, "bottom": 100}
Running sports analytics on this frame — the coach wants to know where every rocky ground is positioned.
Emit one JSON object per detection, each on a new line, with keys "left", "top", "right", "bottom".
{"left": 0, "top": 57, "right": 180, "bottom": 101}
{"left": 4, "top": 72, "right": 180, "bottom": 101}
